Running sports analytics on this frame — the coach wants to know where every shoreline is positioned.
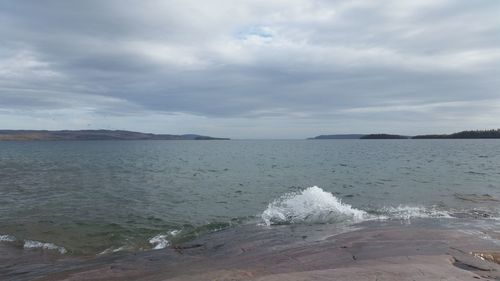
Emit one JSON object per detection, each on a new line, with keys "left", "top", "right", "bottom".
{"left": 2, "top": 219, "right": 499, "bottom": 280}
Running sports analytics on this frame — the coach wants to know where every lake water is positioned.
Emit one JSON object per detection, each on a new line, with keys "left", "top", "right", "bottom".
{"left": 1, "top": 140, "right": 499, "bottom": 255}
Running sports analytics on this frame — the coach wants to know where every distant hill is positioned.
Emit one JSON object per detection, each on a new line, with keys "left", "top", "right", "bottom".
{"left": 308, "top": 134, "right": 365, "bottom": 140}
{"left": 0, "top": 130, "right": 230, "bottom": 141}
{"left": 361, "top": 134, "right": 410, "bottom": 139}
{"left": 413, "top": 129, "right": 500, "bottom": 139}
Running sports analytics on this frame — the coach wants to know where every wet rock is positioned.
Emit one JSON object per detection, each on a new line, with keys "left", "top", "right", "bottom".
{"left": 471, "top": 251, "right": 500, "bottom": 265}
{"left": 454, "top": 193, "right": 498, "bottom": 203}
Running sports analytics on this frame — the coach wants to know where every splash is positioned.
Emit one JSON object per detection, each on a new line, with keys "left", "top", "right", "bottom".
{"left": 261, "top": 186, "right": 368, "bottom": 226}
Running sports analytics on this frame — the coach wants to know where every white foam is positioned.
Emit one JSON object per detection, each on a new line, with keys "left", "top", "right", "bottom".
{"left": 149, "top": 229, "right": 181, "bottom": 250}
{"left": 168, "top": 229, "right": 181, "bottom": 236}
{"left": 0, "top": 234, "right": 16, "bottom": 242}
{"left": 23, "top": 240, "right": 67, "bottom": 254}
{"left": 98, "top": 246, "right": 128, "bottom": 255}
{"left": 149, "top": 234, "right": 170, "bottom": 250}
{"left": 261, "top": 186, "right": 368, "bottom": 226}
{"left": 381, "top": 205, "right": 452, "bottom": 221}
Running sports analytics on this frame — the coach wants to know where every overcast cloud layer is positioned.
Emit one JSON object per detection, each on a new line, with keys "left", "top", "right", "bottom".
{"left": 0, "top": 0, "right": 499, "bottom": 138}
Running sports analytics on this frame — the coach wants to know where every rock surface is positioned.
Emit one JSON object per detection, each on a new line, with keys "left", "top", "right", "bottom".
{"left": 2, "top": 220, "right": 499, "bottom": 281}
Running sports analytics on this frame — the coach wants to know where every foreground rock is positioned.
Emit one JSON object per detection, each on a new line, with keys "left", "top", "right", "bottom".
{"left": 2, "top": 219, "right": 499, "bottom": 280}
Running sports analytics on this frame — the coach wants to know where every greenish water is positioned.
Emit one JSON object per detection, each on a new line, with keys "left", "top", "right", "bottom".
{"left": 1, "top": 140, "right": 499, "bottom": 255}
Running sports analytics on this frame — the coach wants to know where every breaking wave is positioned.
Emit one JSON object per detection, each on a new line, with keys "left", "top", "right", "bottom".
{"left": 149, "top": 229, "right": 181, "bottom": 250}
{"left": 23, "top": 240, "right": 67, "bottom": 254}
{"left": 0, "top": 234, "right": 16, "bottom": 242}
{"left": 149, "top": 234, "right": 169, "bottom": 250}
{"left": 0, "top": 234, "right": 67, "bottom": 254}
{"left": 380, "top": 205, "right": 452, "bottom": 220}
{"left": 261, "top": 186, "right": 369, "bottom": 226}
{"left": 260, "top": 186, "right": 457, "bottom": 226}
{"left": 97, "top": 246, "right": 129, "bottom": 255}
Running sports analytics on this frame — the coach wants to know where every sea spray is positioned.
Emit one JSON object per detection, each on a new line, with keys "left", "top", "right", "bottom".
{"left": 261, "top": 186, "right": 368, "bottom": 226}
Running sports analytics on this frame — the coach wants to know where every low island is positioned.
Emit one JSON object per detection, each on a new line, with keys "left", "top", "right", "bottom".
{"left": 307, "top": 134, "right": 365, "bottom": 140}
{"left": 360, "top": 134, "right": 409, "bottom": 139}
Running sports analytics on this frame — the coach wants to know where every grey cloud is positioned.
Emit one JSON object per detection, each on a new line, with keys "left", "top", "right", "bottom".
{"left": 0, "top": 0, "right": 499, "bottom": 137}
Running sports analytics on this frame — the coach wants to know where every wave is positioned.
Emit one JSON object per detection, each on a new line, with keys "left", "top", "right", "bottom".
{"left": 0, "top": 234, "right": 16, "bottom": 242}
{"left": 99, "top": 231, "right": 183, "bottom": 255}
{"left": 97, "top": 246, "right": 129, "bottom": 255}
{"left": 23, "top": 240, "right": 67, "bottom": 254}
{"left": 260, "top": 186, "right": 459, "bottom": 226}
{"left": 149, "top": 229, "right": 181, "bottom": 250}
{"left": 1, "top": 234, "right": 67, "bottom": 254}
{"left": 149, "top": 234, "right": 169, "bottom": 250}
{"left": 261, "top": 186, "right": 369, "bottom": 226}
{"left": 379, "top": 205, "right": 452, "bottom": 220}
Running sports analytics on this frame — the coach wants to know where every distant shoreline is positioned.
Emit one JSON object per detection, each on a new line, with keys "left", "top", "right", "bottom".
{"left": 0, "top": 130, "right": 230, "bottom": 141}
{"left": 309, "top": 129, "right": 500, "bottom": 140}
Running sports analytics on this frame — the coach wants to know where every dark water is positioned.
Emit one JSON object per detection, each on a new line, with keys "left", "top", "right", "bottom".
{"left": 1, "top": 140, "right": 499, "bottom": 255}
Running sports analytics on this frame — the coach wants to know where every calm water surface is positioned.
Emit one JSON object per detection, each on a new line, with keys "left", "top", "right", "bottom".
{"left": 1, "top": 140, "right": 499, "bottom": 255}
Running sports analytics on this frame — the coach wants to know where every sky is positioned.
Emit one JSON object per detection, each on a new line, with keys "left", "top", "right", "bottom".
{"left": 0, "top": 0, "right": 499, "bottom": 139}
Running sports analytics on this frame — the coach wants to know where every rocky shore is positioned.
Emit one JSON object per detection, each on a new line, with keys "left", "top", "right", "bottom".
{"left": 2, "top": 219, "right": 499, "bottom": 281}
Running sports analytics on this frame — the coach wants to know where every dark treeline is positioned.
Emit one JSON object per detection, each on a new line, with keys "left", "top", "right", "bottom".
{"left": 361, "top": 134, "right": 409, "bottom": 139}
{"left": 413, "top": 129, "right": 500, "bottom": 139}
{"left": 310, "top": 129, "right": 500, "bottom": 140}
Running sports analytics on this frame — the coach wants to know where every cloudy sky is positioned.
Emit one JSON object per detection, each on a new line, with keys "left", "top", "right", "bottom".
{"left": 0, "top": 0, "right": 499, "bottom": 138}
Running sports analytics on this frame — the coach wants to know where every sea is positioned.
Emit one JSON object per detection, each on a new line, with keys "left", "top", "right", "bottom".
{"left": 1, "top": 139, "right": 499, "bottom": 256}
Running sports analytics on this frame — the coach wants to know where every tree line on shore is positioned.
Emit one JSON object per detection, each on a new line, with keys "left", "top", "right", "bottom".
{"left": 311, "top": 129, "right": 500, "bottom": 139}
{"left": 412, "top": 129, "right": 500, "bottom": 139}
